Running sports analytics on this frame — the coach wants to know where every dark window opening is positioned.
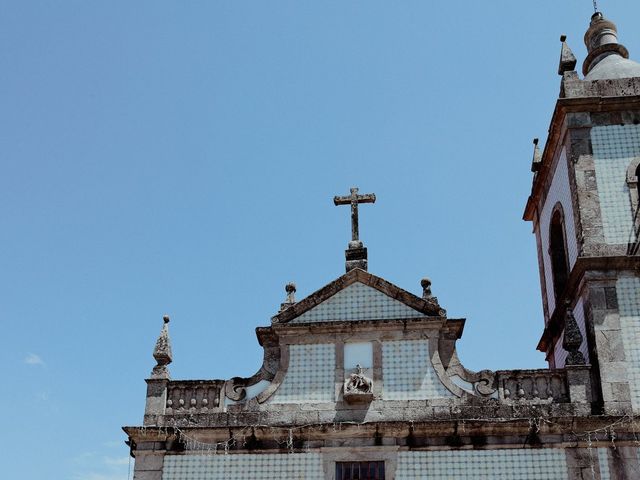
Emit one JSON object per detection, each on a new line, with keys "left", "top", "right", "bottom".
{"left": 335, "top": 461, "right": 385, "bottom": 480}
{"left": 635, "top": 164, "right": 640, "bottom": 200}
{"left": 550, "top": 209, "right": 570, "bottom": 301}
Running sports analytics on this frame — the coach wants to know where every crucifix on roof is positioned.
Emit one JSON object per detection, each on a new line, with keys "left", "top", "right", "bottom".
{"left": 333, "top": 187, "right": 376, "bottom": 244}
{"left": 333, "top": 187, "right": 376, "bottom": 272}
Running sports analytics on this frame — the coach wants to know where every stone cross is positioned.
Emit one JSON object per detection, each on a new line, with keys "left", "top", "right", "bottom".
{"left": 333, "top": 187, "right": 376, "bottom": 243}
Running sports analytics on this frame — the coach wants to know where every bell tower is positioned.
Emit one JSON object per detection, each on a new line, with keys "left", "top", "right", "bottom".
{"left": 525, "top": 12, "right": 640, "bottom": 414}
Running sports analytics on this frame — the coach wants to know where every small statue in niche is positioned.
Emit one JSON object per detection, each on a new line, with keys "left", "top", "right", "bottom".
{"left": 344, "top": 364, "right": 373, "bottom": 394}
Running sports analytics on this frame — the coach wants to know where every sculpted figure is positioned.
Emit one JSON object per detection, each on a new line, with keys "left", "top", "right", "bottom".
{"left": 345, "top": 364, "right": 372, "bottom": 394}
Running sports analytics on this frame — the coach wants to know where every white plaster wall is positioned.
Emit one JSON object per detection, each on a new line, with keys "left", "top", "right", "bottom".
{"left": 344, "top": 342, "right": 373, "bottom": 369}
{"left": 539, "top": 147, "right": 579, "bottom": 315}
{"left": 591, "top": 124, "right": 640, "bottom": 245}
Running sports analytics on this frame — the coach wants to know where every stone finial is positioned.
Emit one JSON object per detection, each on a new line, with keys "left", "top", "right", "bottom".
{"left": 421, "top": 277, "right": 443, "bottom": 314}
{"left": 279, "top": 282, "right": 297, "bottom": 312}
{"left": 421, "top": 278, "right": 433, "bottom": 298}
{"left": 558, "top": 35, "right": 577, "bottom": 76}
{"left": 285, "top": 282, "right": 296, "bottom": 302}
{"left": 530, "top": 138, "right": 543, "bottom": 173}
{"left": 563, "top": 303, "right": 586, "bottom": 365}
{"left": 151, "top": 315, "right": 173, "bottom": 379}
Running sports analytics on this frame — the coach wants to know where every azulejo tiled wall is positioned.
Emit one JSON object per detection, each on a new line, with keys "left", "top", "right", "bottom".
{"left": 592, "top": 124, "right": 640, "bottom": 245}
{"left": 617, "top": 276, "right": 640, "bottom": 411}
{"left": 598, "top": 448, "right": 611, "bottom": 480}
{"left": 268, "top": 343, "right": 335, "bottom": 404}
{"left": 162, "top": 453, "right": 323, "bottom": 480}
{"left": 382, "top": 339, "right": 451, "bottom": 400}
{"left": 292, "top": 282, "right": 422, "bottom": 323}
{"left": 395, "top": 449, "right": 569, "bottom": 479}
{"left": 540, "top": 148, "right": 579, "bottom": 315}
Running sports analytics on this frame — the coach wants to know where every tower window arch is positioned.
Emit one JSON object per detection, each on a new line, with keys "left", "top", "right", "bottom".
{"left": 549, "top": 205, "right": 570, "bottom": 301}
{"left": 626, "top": 159, "right": 640, "bottom": 213}
{"left": 625, "top": 159, "right": 640, "bottom": 253}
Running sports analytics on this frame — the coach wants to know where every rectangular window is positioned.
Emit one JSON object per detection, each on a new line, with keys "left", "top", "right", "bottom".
{"left": 335, "top": 461, "right": 385, "bottom": 480}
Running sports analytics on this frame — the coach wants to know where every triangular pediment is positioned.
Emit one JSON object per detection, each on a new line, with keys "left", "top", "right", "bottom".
{"left": 272, "top": 269, "right": 444, "bottom": 324}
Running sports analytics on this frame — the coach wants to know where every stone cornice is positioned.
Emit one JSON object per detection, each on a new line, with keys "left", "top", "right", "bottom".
{"left": 257, "top": 317, "right": 464, "bottom": 344}
{"left": 523, "top": 95, "right": 640, "bottom": 222}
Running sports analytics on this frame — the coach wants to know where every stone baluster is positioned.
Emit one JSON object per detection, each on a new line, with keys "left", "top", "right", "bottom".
{"left": 517, "top": 377, "right": 525, "bottom": 398}
{"left": 545, "top": 376, "right": 554, "bottom": 400}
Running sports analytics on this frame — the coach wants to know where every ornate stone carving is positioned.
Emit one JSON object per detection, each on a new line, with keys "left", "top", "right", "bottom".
{"left": 165, "top": 380, "right": 223, "bottom": 414}
{"left": 473, "top": 369, "right": 497, "bottom": 397}
{"left": 279, "top": 282, "right": 297, "bottom": 312}
{"left": 343, "top": 365, "right": 373, "bottom": 403}
{"left": 498, "top": 370, "right": 569, "bottom": 404}
{"left": 151, "top": 315, "right": 172, "bottom": 379}
{"left": 421, "top": 277, "right": 447, "bottom": 317}
{"left": 563, "top": 304, "right": 586, "bottom": 365}
{"left": 225, "top": 377, "right": 248, "bottom": 402}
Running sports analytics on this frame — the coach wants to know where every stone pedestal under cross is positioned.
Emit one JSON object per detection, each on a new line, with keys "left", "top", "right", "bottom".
{"left": 334, "top": 187, "right": 376, "bottom": 272}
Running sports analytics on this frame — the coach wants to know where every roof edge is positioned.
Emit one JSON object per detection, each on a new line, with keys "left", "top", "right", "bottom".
{"left": 271, "top": 268, "right": 445, "bottom": 324}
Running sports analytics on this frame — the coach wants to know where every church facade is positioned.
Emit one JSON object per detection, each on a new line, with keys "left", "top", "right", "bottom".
{"left": 124, "top": 12, "right": 640, "bottom": 479}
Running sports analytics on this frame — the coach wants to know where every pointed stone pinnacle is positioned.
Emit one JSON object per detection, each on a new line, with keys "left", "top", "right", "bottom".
{"left": 558, "top": 35, "right": 577, "bottom": 75}
{"left": 151, "top": 315, "right": 173, "bottom": 378}
{"left": 531, "top": 138, "right": 543, "bottom": 173}
{"left": 563, "top": 304, "right": 586, "bottom": 365}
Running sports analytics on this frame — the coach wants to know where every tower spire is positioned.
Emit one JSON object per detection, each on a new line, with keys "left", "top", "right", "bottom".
{"left": 582, "top": 11, "right": 630, "bottom": 76}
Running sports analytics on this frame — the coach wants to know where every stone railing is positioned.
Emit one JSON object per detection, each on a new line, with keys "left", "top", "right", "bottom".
{"left": 165, "top": 380, "right": 225, "bottom": 414}
{"left": 496, "top": 369, "right": 569, "bottom": 404}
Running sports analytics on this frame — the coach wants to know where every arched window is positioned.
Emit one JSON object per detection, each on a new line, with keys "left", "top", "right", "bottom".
{"left": 625, "top": 159, "right": 640, "bottom": 212}
{"left": 549, "top": 207, "right": 570, "bottom": 301}
{"left": 625, "top": 160, "right": 640, "bottom": 253}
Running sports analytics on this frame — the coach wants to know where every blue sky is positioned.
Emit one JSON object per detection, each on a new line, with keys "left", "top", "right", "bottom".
{"left": 2, "top": 1, "right": 640, "bottom": 479}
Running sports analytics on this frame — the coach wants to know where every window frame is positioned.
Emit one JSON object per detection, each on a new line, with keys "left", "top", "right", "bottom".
{"left": 335, "top": 461, "right": 385, "bottom": 480}
{"left": 548, "top": 203, "right": 571, "bottom": 302}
